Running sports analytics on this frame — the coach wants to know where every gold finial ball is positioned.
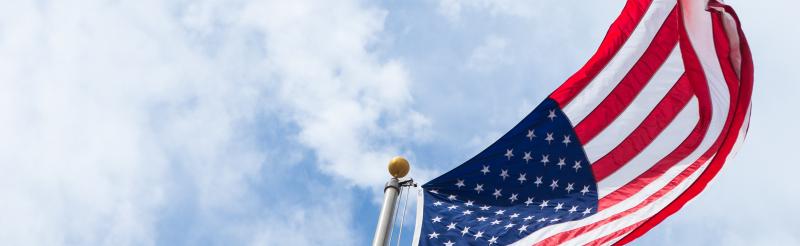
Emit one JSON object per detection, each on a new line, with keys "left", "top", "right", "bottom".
{"left": 388, "top": 156, "right": 410, "bottom": 178}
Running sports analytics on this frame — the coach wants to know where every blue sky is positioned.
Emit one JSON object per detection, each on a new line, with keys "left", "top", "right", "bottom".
{"left": 0, "top": 0, "right": 797, "bottom": 245}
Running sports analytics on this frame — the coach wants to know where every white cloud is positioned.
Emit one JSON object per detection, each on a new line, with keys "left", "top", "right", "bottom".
{"left": 0, "top": 0, "right": 430, "bottom": 244}
{"left": 465, "top": 35, "right": 510, "bottom": 72}
{"left": 232, "top": 0, "right": 433, "bottom": 188}
{"left": 438, "top": 0, "right": 538, "bottom": 21}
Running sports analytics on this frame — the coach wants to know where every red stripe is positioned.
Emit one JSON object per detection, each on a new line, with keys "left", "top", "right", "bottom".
{"left": 590, "top": 74, "right": 693, "bottom": 184}
{"left": 549, "top": 0, "right": 654, "bottom": 107}
{"left": 574, "top": 7, "right": 679, "bottom": 144}
{"left": 616, "top": 2, "right": 753, "bottom": 244}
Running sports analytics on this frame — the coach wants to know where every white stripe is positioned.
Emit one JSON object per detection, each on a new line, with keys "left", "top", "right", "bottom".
{"left": 411, "top": 188, "right": 425, "bottom": 246}
{"left": 681, "top": 0, "right": 731, "bottom": 122}
{"left": 562, "top": 0, "right": 676, "bottom": 124}
{"left": 597, "top": 97, "right": 698, "bottom": 198}
{"left": 725, "top": 103, "right": 751, "bottom": 160}
{"left": 583, "top": 46, "right": 684, "bottom": 163}
{"left": 562, "top": 158, "right": 711, "bottom": 245}
{"left": 602, "top": 232, "right": 628, "bottom": 246}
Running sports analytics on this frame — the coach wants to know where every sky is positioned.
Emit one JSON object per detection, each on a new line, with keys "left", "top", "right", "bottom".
{"left": 0, "top": 0, "right": 797, "bottom": 245}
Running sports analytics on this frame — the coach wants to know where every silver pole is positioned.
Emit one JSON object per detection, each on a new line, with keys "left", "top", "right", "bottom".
{"left": 372, "top": 178, "right": 401, "bottom": 246}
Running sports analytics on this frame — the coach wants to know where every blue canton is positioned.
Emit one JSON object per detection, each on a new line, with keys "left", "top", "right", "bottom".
{"left": 419, "top": 98, "right": 598, "bottom": 246}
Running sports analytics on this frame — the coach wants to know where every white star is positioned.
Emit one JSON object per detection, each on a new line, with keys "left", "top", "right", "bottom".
{"left": 554, "top": 202, "right": 564, "bottom": 212}
{"left": 473, "top": 231, "right": 484, "bottom": 240}
{"left": 581, "top": 185, "right": 591, "bottom": 196}
{"left": 460, "top": 226, "right": 470, "bottom": 236}
{"left": 562, "top": 134, "right": 572, "bottom": 147}
{"left": 509, "top": 193, "right": 519, "bottom": 203}
{"left": 432, "top": 216, "right": 442, "bottom": 223}
{"left": 504, "top": 223, "right": 516, "bottom": 229}
{"left": 430, "top": 189, "right": 439, "bottom": 194}
{"left": 448, "top": 205, "right": 458, "bottom": 211}
{"left": 545, "top": 132, "right": 554, "bottom": 144}
{"left": 433, "top": 201, "right": 443, "bottom": 206}
{"left": 473, "top": 231, "right": 483, "bottom": 240}
{"left": 518, "top": 224, "right": 529, "bottom": 234}
{"left": 477, "top": 216, "right": 488, "bottom": 222}
{"left": 540, "top": 154, "right": 550, "bottom": 166}
{"left": 446, "top": 222, "right": 457, "bottom": 230}
{"left": 539, "top": 200, "right": 549, "bottom": 209}
{"left": 566, "top": 183, "right": 575, "bottom": 193}
{"left": 550, "top": 179, "right": 559, "bottom": 190}
{"left": 557, "top": 157, "right": 566, "bottom": 169}
{"left": 524, "top": 197, "right": 534, "bottom": 206}
{"left": 509, "top": 213, "right": 520, "bottom": 219}
{"left": 523, "top": 216, "right": 534, "bottom": 221}
{"left": 569, "top": 206, "right": 579, "bottom": 214}
{"left": 428, "top": 231, "right": 440, "bottom": 239}
{"left": 573, "top": 160, "right": 583, "bottom": 172}
{"left": 488, "top": 236, "right": 499, "bottom": 245}
{"left": 479, "top": 205, "right": 491, "bottom": 211}
{"left": 582, "top": 208, "right": 593, "bottom": 216}
{"left": 465, "top": 200, "right": 474, "bottom": 207}
{"left": 481, "top": 165, "right": 491, "bottom": 175}
{"left": 494, "top": 209, "right": 506, "bottom": 215}
{"left": 526, "top": 129, "right": 536, "bottom": 141}
{"left": 493, "top": 189, "right": 503, "bottom": 199}
{"left": 537, "top": 218, "right": 547, "bottom": 223}
{"left": 504, "top": 149, "right": 514, "bottom": 160}
{"left": 444, "top": 240, "right": 455, "bottom": 246}
{"left": 455, "top": 179, "right": 465, "bottom": 189}
{"left": 490, "top": 219, "right": 502, "bottom": 225}
{"left": 522, "top": 151, "right": 532, "bottom": 163}
{"left": 500, "top": 169, "right": 509, "bottom": 180}
{"left": 474, "top": 184, "right": 484, "bottom": 194}
{"left": 550, "top": 218, "right": 561, "bottom": 223}
{"left": 548, "top": 109, "right": 557, "bottom": 121}
{"left": 517, "top": 173, "right": 527, "bottom": 184}
{"left": 462, "top": 210, "right": 473, "bottom": 215}
{"left": 534, "top": 176, "right": 543, "bottom": 187}
{"left": 448, "top": 194, "right": 457, "bottom": 201}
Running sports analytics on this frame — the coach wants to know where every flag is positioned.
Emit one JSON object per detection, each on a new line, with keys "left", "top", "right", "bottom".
{"left": 411, "top": 0, "right": 753, "bottom": 245}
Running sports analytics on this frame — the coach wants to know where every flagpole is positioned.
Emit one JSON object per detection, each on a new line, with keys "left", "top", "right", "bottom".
{"left": 372, "top": 156, "right": 412, "bottom": 246}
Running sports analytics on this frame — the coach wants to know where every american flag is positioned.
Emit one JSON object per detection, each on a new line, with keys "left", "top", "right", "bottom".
{"left": 412, "top": 0, "right": 753, "bottom": 245}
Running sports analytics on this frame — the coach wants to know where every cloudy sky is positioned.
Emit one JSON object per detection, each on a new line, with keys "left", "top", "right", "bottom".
{"left": 0, "top": 0, "right": 797, "bottom": 245}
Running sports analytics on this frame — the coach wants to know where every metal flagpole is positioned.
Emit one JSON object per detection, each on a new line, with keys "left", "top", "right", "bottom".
{"left": 372, "top": 156, "right": 415, "bottom": 246}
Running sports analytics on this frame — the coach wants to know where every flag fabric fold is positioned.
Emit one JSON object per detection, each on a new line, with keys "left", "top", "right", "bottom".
{"left": 412, "top": 0, "right": 753, "bottom": 245}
